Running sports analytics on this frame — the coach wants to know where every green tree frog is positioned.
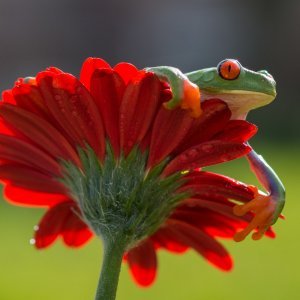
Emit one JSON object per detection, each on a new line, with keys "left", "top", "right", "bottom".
{"left": 146, "top": 59, "right": 285, "bottom": 241}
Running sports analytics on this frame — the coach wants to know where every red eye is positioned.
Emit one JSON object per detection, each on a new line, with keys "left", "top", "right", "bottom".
{"left": 218, "top": 59, "right": 241, "bottom": 80}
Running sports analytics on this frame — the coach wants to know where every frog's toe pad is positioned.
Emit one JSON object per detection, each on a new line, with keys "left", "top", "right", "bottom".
{"left": 233, "top": 193, "right": 276, "bottom": 242}
{"left": 181, "top": 80, "right": 201, "bottom": 118}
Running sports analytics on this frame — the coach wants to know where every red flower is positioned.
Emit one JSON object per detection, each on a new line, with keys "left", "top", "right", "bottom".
{"left": 0, "top": 58, "right": 271, "bottom": 287}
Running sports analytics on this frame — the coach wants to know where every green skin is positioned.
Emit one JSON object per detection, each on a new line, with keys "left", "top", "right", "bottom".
{"left": 146, "top": 59, "right": 285, "bottom": 227}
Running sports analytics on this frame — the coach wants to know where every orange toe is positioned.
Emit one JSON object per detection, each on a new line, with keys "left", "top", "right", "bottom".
{"left": 233, "top": 191, "right": 276, "bottom": 242}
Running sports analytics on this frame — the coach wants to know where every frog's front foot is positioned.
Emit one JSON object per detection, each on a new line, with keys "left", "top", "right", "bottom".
{"left": 146, "top": 66, "right": 202, "bottom": 118}
{"left": 165, "top": 79, "right": 201, "bottom": 118}
{"left": 233, "top": 189, "right": 279, "bottom": 241}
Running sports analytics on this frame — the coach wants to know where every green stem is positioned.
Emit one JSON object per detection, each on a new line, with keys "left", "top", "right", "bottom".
{"left": 95, "top": 237, "right": 127, "bottom": 300}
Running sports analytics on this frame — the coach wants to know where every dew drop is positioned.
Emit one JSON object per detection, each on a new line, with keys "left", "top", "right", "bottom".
{"left": 24, "top": 76, "right": 35, "bottom": 84}
{"left": 71, "top": 110, "right": 78, "bottom": 117}
{"left": 220, "top": 154, "right": 230, "bottom": 162}
{"left": 29, "top": 238, "right": 36, "bottom": 245}
{"left": 33, "top": 225, "right": 39, "bottom": 231}
{"left": 127, "top": 140, "right": 134, "bottom": 147}
{"left": 187, "top": 148, "right": 198, "bottom": 159}
{"left": 201, "top": 144, "right": 214, "bottom": 153}
{"left": 120, "top": 113, "right": 125, "bottom": 122}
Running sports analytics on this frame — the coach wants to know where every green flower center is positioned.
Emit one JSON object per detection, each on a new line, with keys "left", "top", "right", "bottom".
{"left": 60, "top": 144, "right": 189, "bottom": 248}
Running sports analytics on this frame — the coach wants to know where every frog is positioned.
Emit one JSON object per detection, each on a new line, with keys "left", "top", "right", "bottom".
{"left": 145, "top": 59, "right": 285, "bottom": 242}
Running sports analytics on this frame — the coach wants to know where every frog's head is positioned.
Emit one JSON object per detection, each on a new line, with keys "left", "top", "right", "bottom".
{"left": 187, "top": 59, "right": 276, "bottom": 119}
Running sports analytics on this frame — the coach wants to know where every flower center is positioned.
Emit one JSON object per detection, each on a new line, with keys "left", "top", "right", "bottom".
{"left": 60, "top": 144, "right": 189, "bottom": 248}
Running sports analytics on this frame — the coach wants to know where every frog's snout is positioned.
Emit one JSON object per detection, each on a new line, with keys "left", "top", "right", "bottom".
{"left": 258, "top": 70, "right": 276, "bottom": 97}
{"left": 258, "top": 70, "right": 273, "bottom": 79}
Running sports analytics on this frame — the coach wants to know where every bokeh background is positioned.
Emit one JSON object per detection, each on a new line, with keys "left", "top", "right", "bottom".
{"left": 0, "top": 0, "right": 299, "bottom": 299}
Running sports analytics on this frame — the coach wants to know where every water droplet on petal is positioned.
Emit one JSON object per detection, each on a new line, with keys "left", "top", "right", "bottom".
{"left": 24, "top": 77, "right": 36, "bottom": 84}
{"left": 127, "top": 140, "right": 134, "bottom": 147}
{"left": 33, "top": 225, "right": 39, "bottom": 231}
{"left": 120, "top": 113, "right": 124, "bottom": 121}
{"left": 29, "top": 238, "right": 36, "bottom": 245}
{"left": 187, "top": 148, "right": 198, "bottom": 159}
{"left": 220, "top": 154, "right": 230, "bottom": 161}
{"left": 201, "top": 144, "right": 214, "bottom": 153}
{"left": 71, "top": 110, "right": 78, "bottom": 117}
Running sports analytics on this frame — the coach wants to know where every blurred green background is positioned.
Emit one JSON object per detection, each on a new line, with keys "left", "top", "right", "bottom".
{"left": 0, "top": 0, "right": 299, "bottom": 299}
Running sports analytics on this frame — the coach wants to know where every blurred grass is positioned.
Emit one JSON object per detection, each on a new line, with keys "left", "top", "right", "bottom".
{"left": 0, "top": 142, "right": 299, "bottom": 300}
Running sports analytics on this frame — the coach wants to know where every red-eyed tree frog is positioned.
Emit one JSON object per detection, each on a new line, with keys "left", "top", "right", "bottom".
{"left": 146, "top": 59, "right": 285, "bottom": 241}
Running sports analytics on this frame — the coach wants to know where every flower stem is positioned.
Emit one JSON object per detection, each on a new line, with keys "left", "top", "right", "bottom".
{"left": 95, "top": 236, "right": 127, "bottom": 300}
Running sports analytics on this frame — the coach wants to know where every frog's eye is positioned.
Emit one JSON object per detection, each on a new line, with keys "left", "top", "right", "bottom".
{"left": 217, "top": 59, "right": 241, "bottom": 80}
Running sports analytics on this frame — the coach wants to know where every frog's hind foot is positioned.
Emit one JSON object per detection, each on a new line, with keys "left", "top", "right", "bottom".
{"left": 233, "top": 190, "right": 276, "bottom": 242}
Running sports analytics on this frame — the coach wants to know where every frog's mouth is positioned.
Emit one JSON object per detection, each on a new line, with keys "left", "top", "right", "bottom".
{"left": 201, "top": 90, "right": 276, "bottom": 120}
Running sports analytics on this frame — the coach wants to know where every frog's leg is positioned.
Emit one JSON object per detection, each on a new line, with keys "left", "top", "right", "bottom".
{"left": 233, "top": 145, "right": 285, "bottom": 241}
{"left": 145, "top": 66, "right": 201, "bottom": 118}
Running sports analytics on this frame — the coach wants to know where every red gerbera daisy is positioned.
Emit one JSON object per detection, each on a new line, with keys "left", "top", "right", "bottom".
{"left": 0, "top": 58, "right": 272, "bottom": 298}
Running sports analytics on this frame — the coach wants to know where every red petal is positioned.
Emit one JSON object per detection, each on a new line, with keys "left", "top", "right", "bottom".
{"left": 34, "top": 201, "right": 72, "bottom": 249}
{"left": 50, "top": 73, "right": 106, "bottom": 160}
{"left": 120, "top": 71, "right": 162, "bottom": 155}
{"left": 90, "top": 69, "right": 125, "bottom": 156}
{"left": 159, "top": 81, "right": 173, "bottom": 103}
{"left": 139, "top": 127, "right": 152, "bottom": 152}
{"left": 80, "top": 57, "right": 111, "bottom": 90}
{"left": 127, "top": 240, "right": 157, "bottom": 287}
{"left": 170, "top": 208, "right": 244, "bottom": 238}
{"left": 182, "top": 171, "right": 256, "bottom": 202}
{"left": 177, "top": 200, "right": 273, "bottom": 239}
{"left": 62, "top": 205, "right": 93, "bottom": 247}
{"left": 0, "top": 164, "right": 66, "bottom": 194}
{"left": 265, "top": 227, "right": 276, "bottom": 238}
{"left": 0, "top": 134, "right": 61, "bottom": 176}
{"left": 12, "top": 83, "right": 50, "bottom": 119}
{"left": 163, "top": 141, "right": 251, "bottom": 176}
{"left": 2, "top": 90, "right": 16, "bottom": 104}
{"left": 0, "top": 103, "right": 80, "bottom": 165}
{"left": 37, "top": 72, "right": 105, "bottom": 160}
{"left": 183, "top": 197, "right": 253, "bottom": 223}
{"left": 44, "top": 67, "right": 63, "bottom": 75}
{"left": 175, "top": 99, "right": 231, "bottom": 154}
{"left": 4, "top": 185, "right": 66, "bottom": 207}
{"left": 0, "top": 120, "right": 15, "bottom": 136}
{"left": 167, "top": 220, "right": 233, "bottom": 271}
{"left": 35, "top": 201, "right": 92, "bottom": 249}
{"left": 114, "top": 62, "right": 139, "bottom": 84}
{"left": 63, "top": 225, "right": 93, "bottom": 247}
{"left": 147, "top": 107, "right": 193, "bottom": 168}
{"left": 151, "top": 227, "right": 189, "bottom": 253}
{"left": 213, "top": 120, "right": 258, "bottom": 143}
{"left": 36, "top": 71, "right": 83, "bottom": 146}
